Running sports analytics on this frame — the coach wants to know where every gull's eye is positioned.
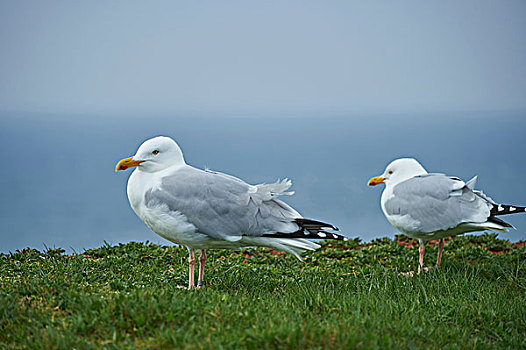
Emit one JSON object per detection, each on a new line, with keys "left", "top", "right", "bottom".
{"left": 388, "top": 170, "right": 393, "bottom": 175}
{"left": 152, "top": 150, "right": 160, "bottom": 155}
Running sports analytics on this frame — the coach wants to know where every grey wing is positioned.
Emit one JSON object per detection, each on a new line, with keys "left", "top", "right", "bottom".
{"left": 384, "top": 174, "right": 492, "bottom": 233}
{"left": 144, "top": 167, "right": 300, "bottom": 241}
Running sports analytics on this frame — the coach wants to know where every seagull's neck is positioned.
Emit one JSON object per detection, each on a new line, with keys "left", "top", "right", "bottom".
{"left": 127, "top": 169, "right": 152, "bottom": 214}
{"left": 137, "top": 162, "right": 187, "bottom": 175}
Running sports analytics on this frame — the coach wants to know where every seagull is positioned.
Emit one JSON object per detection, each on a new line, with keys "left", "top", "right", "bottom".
{"left": 368, "top": 158, "right": 526, "bottom": 274}
{"left": 116, "top": 136, "right": 345, "bottom": 288}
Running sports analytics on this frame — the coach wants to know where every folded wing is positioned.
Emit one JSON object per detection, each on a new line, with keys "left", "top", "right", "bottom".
{"left": 144, "top": 166, "right": 331, "bottom": 241}
{"left": 384, "top": 174, "right": 493, "bottom": 233}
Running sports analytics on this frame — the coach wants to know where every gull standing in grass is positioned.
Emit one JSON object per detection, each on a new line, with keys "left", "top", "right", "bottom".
{"left": 368, "top": 158, "right": 526, "bottom": 274}
{"left": 116, "top": 136, "right": 345, "bottom": 289}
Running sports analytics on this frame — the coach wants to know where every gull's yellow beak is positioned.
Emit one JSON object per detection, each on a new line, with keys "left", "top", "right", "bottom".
{"left": 368, "top": 176, "right": 386, "bottom": 186}
{"left": 115, "top": 157, "right": 144, "bottom": 172}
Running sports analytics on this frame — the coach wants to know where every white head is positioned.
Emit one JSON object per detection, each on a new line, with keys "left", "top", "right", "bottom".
{"left": 115, "top": 136, "right": 185, "bottom": 173}
{"left": 368, "top": 158, "right": 428, "bottom": 187}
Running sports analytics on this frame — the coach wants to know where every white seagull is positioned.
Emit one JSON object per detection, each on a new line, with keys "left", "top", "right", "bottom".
{"left": 116, "top": 136, "right": 345, "bottom": 288}
{"left": 368, "top": 158, "right": 526, "bottom": 273}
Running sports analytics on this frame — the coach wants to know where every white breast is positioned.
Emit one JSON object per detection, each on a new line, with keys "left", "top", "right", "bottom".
{"left": 126, "top": 169, "right": 209, "bottom": 248}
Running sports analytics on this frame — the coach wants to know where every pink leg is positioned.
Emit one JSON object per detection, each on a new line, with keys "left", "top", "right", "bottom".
{"left": 436, "top": 238, "right": 445, "bottom": 267}
{"left": 418, "top": 240, "right": 425, "bottom": 274}
{"left": 188, "top": 249, "right": 196, "bottom": 289}
{"left": 198, "top": 250, "right": 207, "bottom": 288}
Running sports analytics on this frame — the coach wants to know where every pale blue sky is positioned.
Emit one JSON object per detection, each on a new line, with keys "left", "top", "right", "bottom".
{"left": 1, "top": 1, "right": 526, "bottom": 115}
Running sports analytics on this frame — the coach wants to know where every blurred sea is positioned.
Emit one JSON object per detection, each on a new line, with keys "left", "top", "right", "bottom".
{"left": 1, "top": 111, "right": 525, "bottom": 253}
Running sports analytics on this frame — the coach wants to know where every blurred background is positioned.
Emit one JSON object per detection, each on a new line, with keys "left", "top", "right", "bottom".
{"left": 1, "top": 1, "right": 525, "bottom": 253}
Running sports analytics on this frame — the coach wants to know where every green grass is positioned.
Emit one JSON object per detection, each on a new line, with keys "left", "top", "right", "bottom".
{"left": 1, "top": 234, "right": 525, "bottom": 349}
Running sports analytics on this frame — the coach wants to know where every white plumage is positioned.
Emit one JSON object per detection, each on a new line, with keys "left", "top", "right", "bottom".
{"left": 369, "top": 158, "right": 524, "bottom": 273}
{"left": 116, "top": 136, "right": 344, "bottom": 288}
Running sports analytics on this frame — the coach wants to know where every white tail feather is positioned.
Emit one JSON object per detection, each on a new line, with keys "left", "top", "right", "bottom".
{"left": 466, "top": 176, "right": 478, "bottom": 190}
{"left": 247, "top": 237, "right": 320, "bottom": 261}
{"left": 257, "top": 179, "right": 294, "bottom": 198}
{"left": 469, "top": 221, "right": 512, "bottom": 233}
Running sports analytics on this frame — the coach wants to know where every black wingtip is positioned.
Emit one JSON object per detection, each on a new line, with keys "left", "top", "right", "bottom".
{"left": 260, "top": 218, "right": 345, "bottom": 240}
{"left": 307, "top": 231, "right": 347, "bottom": 240}
{"left": 487, "top": 215, "right": 514, "bottom": 228}
{"left": 491, "top": 204, "right": 526, "bottom": 216}
{"left": 294, "top": 218, "right": 339, "bottom": 231}
{"left": 263, "top": 230, "right": 347, "bottom": 240}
